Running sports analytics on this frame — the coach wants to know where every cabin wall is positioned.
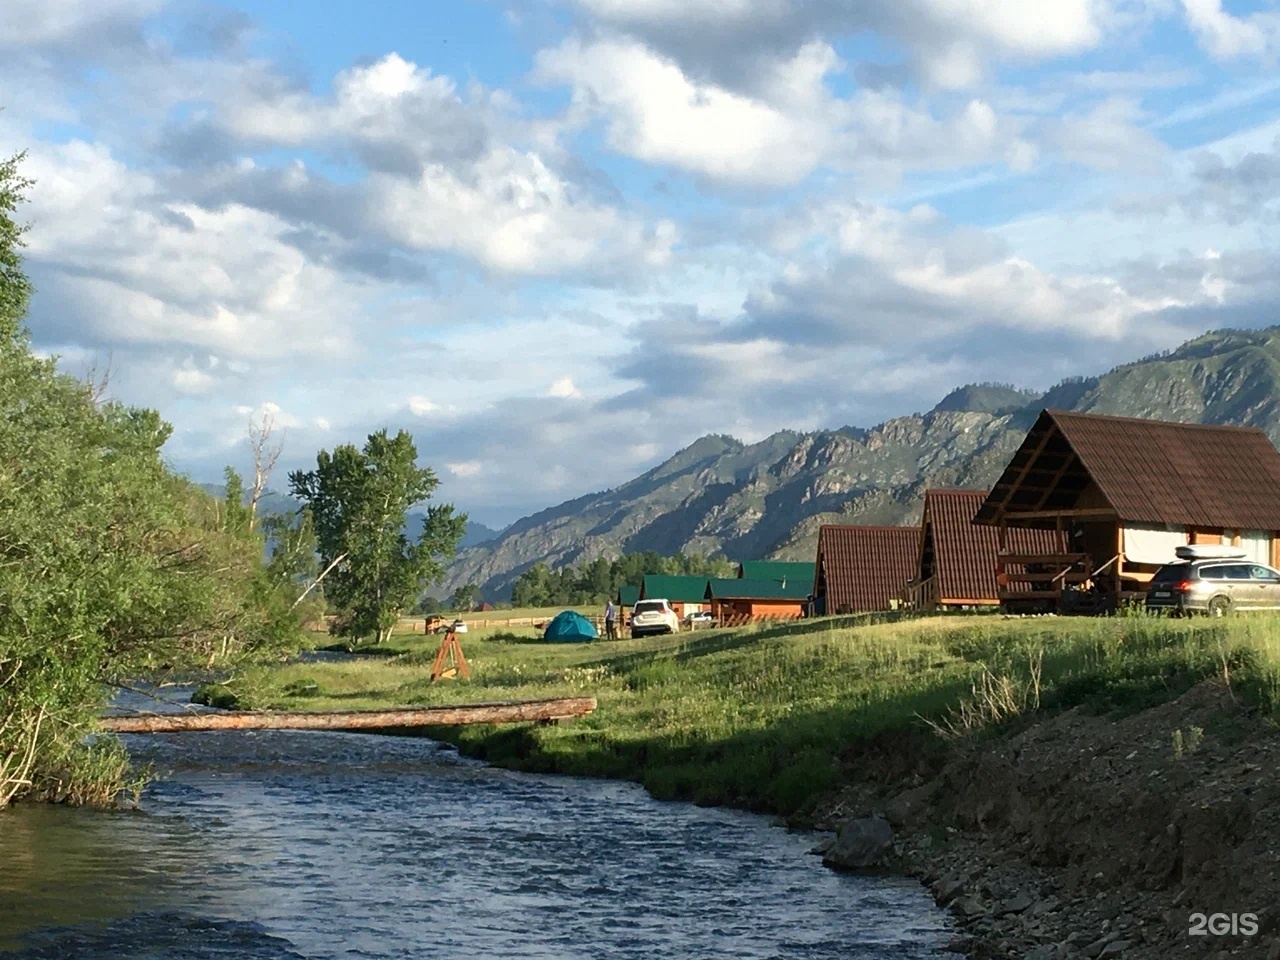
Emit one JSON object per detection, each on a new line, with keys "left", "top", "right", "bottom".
{"left": 713, "top": 599, "right": 805, "bottom": 620}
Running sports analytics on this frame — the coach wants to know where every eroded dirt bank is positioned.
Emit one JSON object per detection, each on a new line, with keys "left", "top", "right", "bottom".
{"left": 811, "top": 681, "right": 1280, "bottom": 959}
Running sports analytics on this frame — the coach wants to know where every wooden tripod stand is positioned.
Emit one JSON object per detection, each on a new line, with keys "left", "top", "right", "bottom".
{"left": 430, "top": 629, "right": 472, "bottom": 682}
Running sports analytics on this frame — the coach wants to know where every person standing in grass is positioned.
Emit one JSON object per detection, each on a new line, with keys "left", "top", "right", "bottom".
{"left": 604, "top": 599, "right": 618, "bottom": 640}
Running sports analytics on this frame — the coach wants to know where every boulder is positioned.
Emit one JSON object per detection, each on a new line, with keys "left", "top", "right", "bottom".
{"left": 821, "top": 816, "right": 895, "bottom": 871}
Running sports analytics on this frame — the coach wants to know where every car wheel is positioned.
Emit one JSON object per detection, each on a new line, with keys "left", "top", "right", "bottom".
{"left": 1207, "top": 595, "right": 1232, "bottom": 618}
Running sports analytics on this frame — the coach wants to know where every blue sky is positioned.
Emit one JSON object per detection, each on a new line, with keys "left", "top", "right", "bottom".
{"left": 4, "top": 0, "right": 1280, "bottom": 527}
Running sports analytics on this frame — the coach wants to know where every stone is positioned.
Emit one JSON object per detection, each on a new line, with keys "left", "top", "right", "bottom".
{"left": 1097, "top": 941, "right": 1133, "bottom": 958}
{"left": 933, "top": 876, "right": 966, "bottom": 906}
{"left": 808, "top": 837, "right": 834, "bottom": 856}
{"left": 1025, "top": 946, "right": 1058, "bottom": 960}
{"left": 999, "top": 892, "right": 1035, "bottom": 915}
{"left": 821, "top": 816, "right": 895, "bottom": 871}
{"left": 1083, "top": 936, "right": 1114, "bottom": 958}
{"left": 953, "top": 895, "right": 988, "bottom": 919}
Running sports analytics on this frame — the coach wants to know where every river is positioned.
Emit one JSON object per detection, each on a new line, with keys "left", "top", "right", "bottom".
{"left": 0, "top": 689, "right": 959, "bottom": 959}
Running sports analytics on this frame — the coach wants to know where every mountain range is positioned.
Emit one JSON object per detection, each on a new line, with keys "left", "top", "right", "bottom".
{"left": 434, "top": 326, "right": 1280, "bottom": 600}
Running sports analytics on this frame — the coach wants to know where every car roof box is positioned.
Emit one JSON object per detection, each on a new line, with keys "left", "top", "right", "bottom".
{"left": 1174, "top": 544, "right": 1248, "bottom": 560}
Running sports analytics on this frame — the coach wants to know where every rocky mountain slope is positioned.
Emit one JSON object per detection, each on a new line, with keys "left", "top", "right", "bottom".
{"left": 440, "top": 326, "right": 1280, "bottom": 599}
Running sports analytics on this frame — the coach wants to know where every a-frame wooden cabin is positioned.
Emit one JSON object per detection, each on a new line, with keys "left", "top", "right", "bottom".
{"left": 812, "top": 524, "right": 919, "bottom": 615}
{"left": 903, "top": 488, "right": 1066, "bottom": 611}
{"left": 973, "top": 410, "right": 1280, "bottom": 613}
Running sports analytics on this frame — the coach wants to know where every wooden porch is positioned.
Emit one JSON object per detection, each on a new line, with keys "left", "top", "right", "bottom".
{"left": 901, "top": 576, "right": 939, "bottom": 611}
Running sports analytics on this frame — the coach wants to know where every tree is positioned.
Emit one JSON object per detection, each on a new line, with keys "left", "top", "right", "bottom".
{"left": 289, "top": 429, "right": 466, "bottom": 644}
{"left": 247, "top": 410, "right": 282, "bottom": 532}
{"left": 448, "top": 583, "right": 480, "bottom": 612}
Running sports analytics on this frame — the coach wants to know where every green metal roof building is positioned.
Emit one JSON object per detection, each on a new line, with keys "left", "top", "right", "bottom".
{"left": 736, "top": 561, "right": 814, "bottom": 589}
{"left": 639, "top": 574, "right": 711, "bottom": 603}
{"left": 617, "top": 585, "right": 640, "bottom": 607}
{"left": 705, "top": 577, "right": 813, "bottom": 601}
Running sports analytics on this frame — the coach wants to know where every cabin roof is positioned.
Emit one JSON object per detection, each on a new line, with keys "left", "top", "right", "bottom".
{"left": 735, "top": 560, "right": 813, "bottom": 582}
{"left": 974, "top": 409, "right": 1280, "bottom": 530}
{"left": 920, "top": 489, "right": 1066, "bottom": 601}
{"left": 639, "top": 574, "right": 710, "bottom": 603}
{"left": 815, "top": 524, "right": 918, "bottom": 613}
{"left": 617, "top": 585, "right": 640, "bottom": 607}
{"left": 704, "top": 577, "right": 812, "bottom": 601}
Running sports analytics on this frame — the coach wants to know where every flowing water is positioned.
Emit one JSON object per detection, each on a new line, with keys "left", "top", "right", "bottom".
{"left": 0, "top": 688, "right": 958, "bottom": 959}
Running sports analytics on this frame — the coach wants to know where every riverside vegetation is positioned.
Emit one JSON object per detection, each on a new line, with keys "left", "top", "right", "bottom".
{"left": 0, "top": 152, "right": 465, "bottom": 809}
{"left": 230, "top": 612, "right": 1280, "bottom": 817}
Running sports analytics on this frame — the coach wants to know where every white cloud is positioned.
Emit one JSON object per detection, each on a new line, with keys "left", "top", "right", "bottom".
{"left": 1182, "top": 0, "right": 1280, "bottom": 59}
{"left": 21, "top": 140, "right": 363, "bottom": 365}
{"left": 447, "top": 461, "right": 484, "bottom": 478}
{"left": 0, "top": 0, "right": 163, "bottom": 47}
{"left": 370, "top": 146, "right": 676, "bottom": 274}
{"left": 408, "top": 396, "right": 439, "bottom": 416}
{"left": 535, "top": 37, "right": 836, "bottom": 186}
{"left": 1047, "top": 96, "right": 1167, "bottom": 171}
{"left": 570, "top": 0, "right": 1113, "bottom": 92}
{"left": 547, "top": 376, "right": 581, "bottom": 398}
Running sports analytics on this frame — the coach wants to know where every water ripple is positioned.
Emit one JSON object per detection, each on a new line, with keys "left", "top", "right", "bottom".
{"left": 0, "top": 689, "right": 959, "bottom": 959}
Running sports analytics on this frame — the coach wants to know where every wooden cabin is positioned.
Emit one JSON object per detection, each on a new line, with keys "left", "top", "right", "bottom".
{"left": 736, "top": 561, "right": 813, "bottom": 583}
{"left": 639, "top": 574, "right": 709, "bottom": 620}
{"left": 617, "top": 585, "right": 640, "bottom": 609}
{"left": 704, "top": 577, "right": 810, "bottom": 623}
{"left": 811, "top": 525, "right": 919, "bottom": 615}
{"left": 973, "top": 410, "right": 1280, "bottom": 613}
{"left": 903, "top": 489, "right": 1066, "bottom": 611}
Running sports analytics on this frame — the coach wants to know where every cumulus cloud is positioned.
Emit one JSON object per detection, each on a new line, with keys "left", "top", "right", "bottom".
{"left": 1045, "top": 97, "right": 1167, "bottom": 171}
{"left": 569, "top": 0, "right": 1113, "bottom": 92}
{"left": 1185, "top": 137, "right": 1280, "bottom": 223}
{"left": 20, "top": 140, "right": 362, "bottom": 367}
{"left": 8, "top": 0, "right": 1280, "bottom": 529}
{"left": 535, "top": 37, "right": 838, "bottom": 186}
{"left": 1182, "top": 0, "right": 1280, "bottom": 60}
{"left": 547, "top": 377, "right": 581, "bottom": 398}
{"left": 535, "top": 34, "right": 1037, "bottom": 185}
{"left": 0, "top": 0, "right": 163, "bottom": 49}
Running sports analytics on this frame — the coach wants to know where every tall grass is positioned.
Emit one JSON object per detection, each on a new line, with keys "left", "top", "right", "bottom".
{"left": 238, "top": 613, "right": 1280, "bottom": 819}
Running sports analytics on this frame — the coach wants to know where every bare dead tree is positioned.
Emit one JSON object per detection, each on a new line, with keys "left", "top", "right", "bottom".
{"left": 247, "top": 410, "right": 284, "bottom": 532}
{"left": 84, "top": 351, "right": 114, "bottom": 405}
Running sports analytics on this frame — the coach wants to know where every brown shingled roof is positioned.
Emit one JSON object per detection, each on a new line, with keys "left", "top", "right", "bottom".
{"left": 919, "top": 489, "right": 1066, "bottom": 603}
{"left": 815, "top": 525, "right": 918, "bottom": 614}
{"left": 975, "top": 410, "right": 1280, "bottom": 531}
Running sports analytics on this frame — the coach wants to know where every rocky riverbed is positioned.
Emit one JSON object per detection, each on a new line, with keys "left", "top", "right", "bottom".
{"left": 810, "top": 680, "right": 1280, "bottom": 959}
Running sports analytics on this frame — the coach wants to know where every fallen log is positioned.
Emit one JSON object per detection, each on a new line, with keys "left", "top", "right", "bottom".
{"left": 99, "top": 697, "right": 597, "bottom": 734}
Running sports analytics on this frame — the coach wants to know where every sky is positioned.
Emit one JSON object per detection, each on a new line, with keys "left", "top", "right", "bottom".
{"left": 4, "top": 1, "right": 1280, "bottom": 528}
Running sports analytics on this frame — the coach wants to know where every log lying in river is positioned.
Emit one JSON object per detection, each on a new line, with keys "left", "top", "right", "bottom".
{"left": 99, "top": 697, "right": 597, "bottom": 734}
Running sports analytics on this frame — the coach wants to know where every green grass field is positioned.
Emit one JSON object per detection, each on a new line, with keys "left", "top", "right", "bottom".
{"left": 234, "top": 611, "right": 1280, "bottom": 818}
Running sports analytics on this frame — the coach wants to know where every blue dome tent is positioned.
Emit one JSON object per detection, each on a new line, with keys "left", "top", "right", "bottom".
{"left": 543, "top": 610, "right": 598, "bottom": 642}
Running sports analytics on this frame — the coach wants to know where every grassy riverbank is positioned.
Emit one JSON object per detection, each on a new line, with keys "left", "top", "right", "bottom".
{"left": 229, "top": 613, "right": 1280, "bottom": 818}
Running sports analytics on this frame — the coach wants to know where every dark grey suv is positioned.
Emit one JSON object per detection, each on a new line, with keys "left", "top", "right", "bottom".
{"left": 1145, "top": 558, "right": 1280, "bottom": 616}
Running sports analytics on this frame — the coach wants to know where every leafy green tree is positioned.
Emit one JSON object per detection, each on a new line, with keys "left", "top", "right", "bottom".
{"left": 222, "top": 466, "right": 252, "bottom": 537}
{"left": 289, "top": 429, "right": 466, "bottom": 644}
{"left": 413, "top": 594, "right": 442, "bottom": 615}
{"left": 0, "top": 155, "right": 307, "bottom": 804}
{"left": 448, "top": 583, "right": 481, "bottom": 612}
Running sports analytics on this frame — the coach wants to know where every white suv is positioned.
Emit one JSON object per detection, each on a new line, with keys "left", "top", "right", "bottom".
{"left": 631, "top": 598, "right": 680, "bottom": 637}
